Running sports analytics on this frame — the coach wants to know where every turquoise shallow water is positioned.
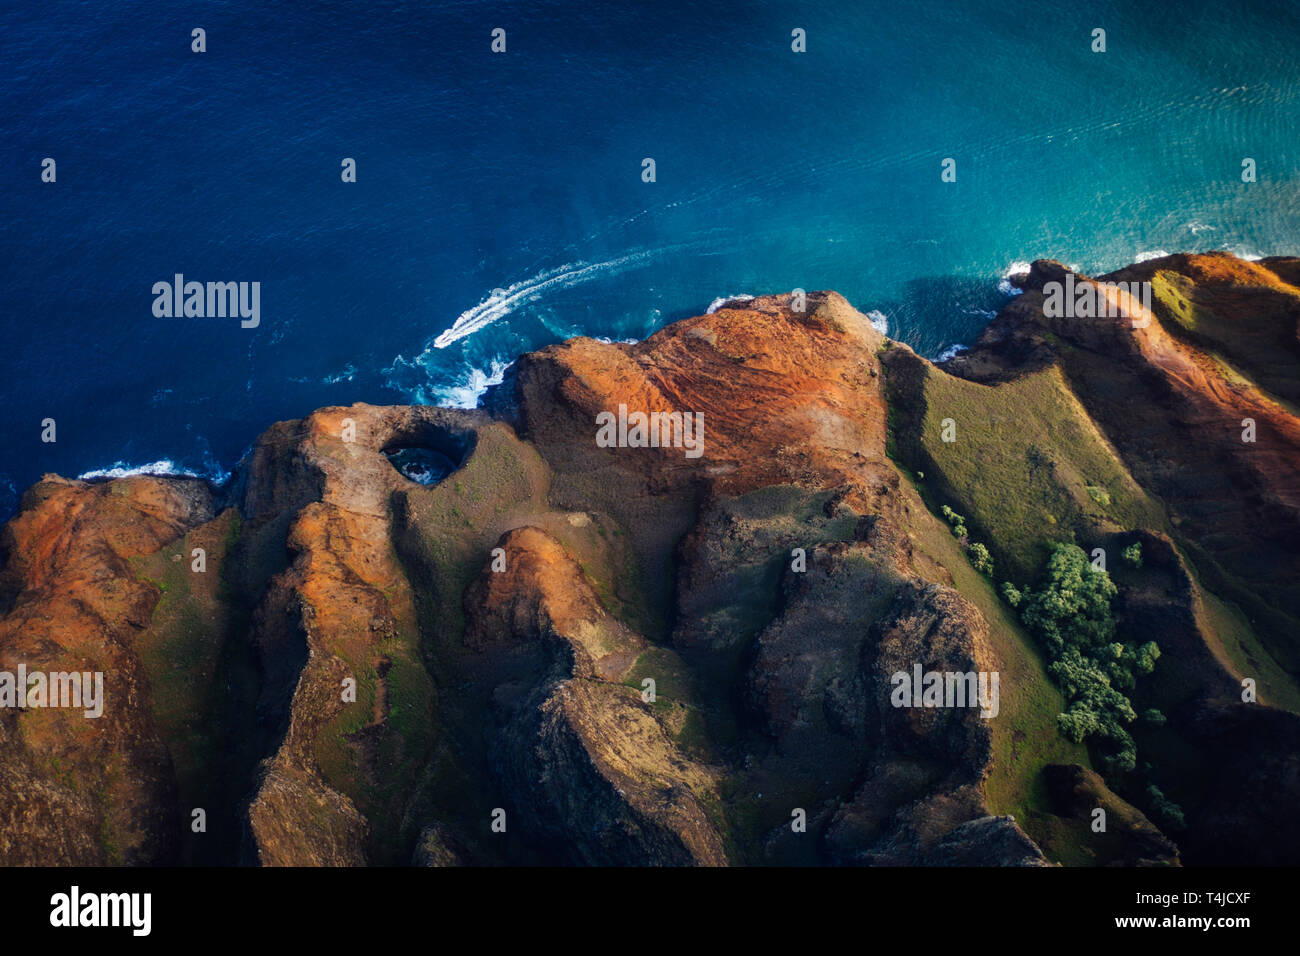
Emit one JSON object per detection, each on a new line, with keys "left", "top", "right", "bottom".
{"left": 2, "top": 0, "right": 1299, "bottom": 513}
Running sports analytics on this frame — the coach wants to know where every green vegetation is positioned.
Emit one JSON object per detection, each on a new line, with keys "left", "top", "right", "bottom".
{"left": 1145, "top": 784, "right": 1186, "bottom": 831}
{"left": 939, "top": 504, "right": 993, "bottom": 577}
{"left": 1020, "top": 544, "right": 1118, "bottom": 659}
{"left": 940, "top": 504, "right": 967, "bottom": 538}
{"left": 1085, "top": 484, "right": 1110, "bottom": 507}
{"left": 878, "top": 318, "right": 1300, "bottom": 859}
{"left": 393, "top": 423, "right": 553, "bottom": 646}
{"left": 622, "top": 646, "right": 712, "bottom": 758}
{"left": 892, "top": 468, "right": 1088, "bottom": 850}
{"left": 885, "top": 355, "right": 1093, "bottom": 859}
{"left": 390, "top": 422, "right": 679, "bottom": 864}
{"left": 130, "top": 507, "right": 277, "bottom": 864}
{"left": 889, "top": 358, "right": 1166, "bottom": 584}
{"left": 967, "top": 542, "right": 994, "bottom": 577}
{"left": 1191, "top": 580, "right": 1300, "bottom": 713}
{"left": 1017, "top": 543, "right": 1158, "bottom": 774}
{"left": 132, "top": 517, "right": 232, "bottom": 799}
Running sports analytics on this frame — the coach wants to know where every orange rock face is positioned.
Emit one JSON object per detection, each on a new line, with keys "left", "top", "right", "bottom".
{"left": 511, "top": 291, "right": 892, "bottom": 503}
{"left": 0, "top": 476, "right": 214, "bottom": 864}
{"left": 1, "top": 260, "right": 1296, "bottom": 867}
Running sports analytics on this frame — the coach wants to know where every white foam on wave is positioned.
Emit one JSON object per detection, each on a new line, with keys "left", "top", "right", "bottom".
{"left": 77, "top": 446, "right": 231, "bottom": 485}
{"left": 1229, "top": 246, "right": 1264, "bottom": 262}
{"left": 1135, "top": 249, "right": 1171, "bottom": 263}
{"left": 935, "top": 343, "right": 969, "bottom": 362}
{"left": 430, "top": 358, "right": 514, "bottom": 409}
{"left": 433, "top": 250, "right": 662, "bottom": 349}
{"left": 998, "top": 261, "right": 1031, "bottom": 296}
{"left": 79, "top": 460, "right": 198, "bottom": 481}
{"left": 707, "top": 294, "right": 755, "bottom": 314}
{"left": 865, "top": 310, "right": 889, "bottom": 335}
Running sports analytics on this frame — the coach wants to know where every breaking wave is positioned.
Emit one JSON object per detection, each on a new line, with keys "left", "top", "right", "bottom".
{"left": 999, "top": 261, "right": 1032, "bottom": 296}
{"left": 429, "top": 358, "right": 514, "bottom": 409}
{"left": 1135, "top": 249, "right": 1171, "bottom": 263}
{"left": 707, "top": 293, "right": 755, "bottom": 314}
{"left": 77, "top": 458, "right": 230, "bottom": 485}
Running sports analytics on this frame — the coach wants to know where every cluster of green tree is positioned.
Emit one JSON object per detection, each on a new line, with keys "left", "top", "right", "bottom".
{"left": 940, "top": 505, "right": 994, "bottom": 577}
{"left": 1146, "top": 784, "right": 1186, "bottom": 831}
{"left": 1003, "top": 543, "right": 1159, "bottom": 773}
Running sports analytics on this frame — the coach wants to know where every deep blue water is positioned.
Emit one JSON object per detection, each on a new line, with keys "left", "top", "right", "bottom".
{"left": 3, "top": 0, "right": 1299, "bottom": 515}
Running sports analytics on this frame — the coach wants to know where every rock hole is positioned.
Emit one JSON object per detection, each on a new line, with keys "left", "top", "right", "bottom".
{"left": 382, "top": 424, "right": 474, "bottom": 486}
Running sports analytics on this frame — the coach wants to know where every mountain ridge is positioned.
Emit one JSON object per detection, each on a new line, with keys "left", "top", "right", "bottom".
{"left": 2, "top": 253, "right": 1297, "bottom": 866}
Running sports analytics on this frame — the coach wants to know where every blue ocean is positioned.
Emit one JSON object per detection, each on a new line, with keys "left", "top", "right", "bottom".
{"left": 3, "top": 0, "right": 1299, "bottom": 516}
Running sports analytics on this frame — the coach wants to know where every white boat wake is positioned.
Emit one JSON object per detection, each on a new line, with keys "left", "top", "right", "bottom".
{"left": 433, "top": 249, "right": 664, "bottom": 349}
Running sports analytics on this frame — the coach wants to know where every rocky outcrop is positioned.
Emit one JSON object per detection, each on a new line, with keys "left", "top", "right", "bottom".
{"left": 1042, "top": 764, "right": 1179, "bottom": 867}
{"left": 820, "top": 582, "right": 1036, "bottom": 865}
{"left": 936, "top": 253, "right": 1300, "bottom": 865}
{"left": 947, "top": 254, "right": 1300, "bottom": 665}
{"left": 466, "top": 526, "right": 726, "bottom": 866}
{"left": 0, "top": 476, "right": 214, "bottom": 864}
{"left": 241, "top": 405, "right": 472, "bottom": 865}
{"left": 1, "top": 257, "right": 1297, "bottom": 866}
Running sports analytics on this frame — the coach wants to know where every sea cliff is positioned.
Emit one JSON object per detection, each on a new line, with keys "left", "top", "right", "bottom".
{"left": 2, "top": 252, "right": 1297, "bottom": 866}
